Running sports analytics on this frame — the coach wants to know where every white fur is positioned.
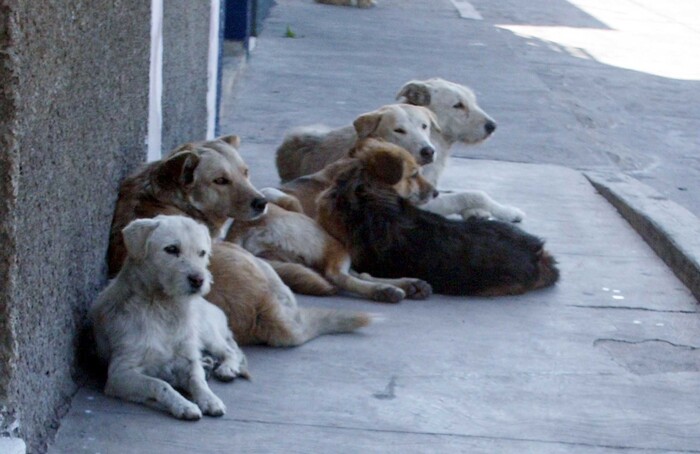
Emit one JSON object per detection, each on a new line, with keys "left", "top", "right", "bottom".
{"left": 90, "top": 215, "right": 247, "bottom": 420}
{"left": 397, "top": 78, "right": 524, "bottom": 222}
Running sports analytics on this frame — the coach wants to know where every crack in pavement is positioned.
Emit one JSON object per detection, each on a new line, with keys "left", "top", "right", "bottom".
{"left": 569, "top": 304, "right": 696, "bottom": 314}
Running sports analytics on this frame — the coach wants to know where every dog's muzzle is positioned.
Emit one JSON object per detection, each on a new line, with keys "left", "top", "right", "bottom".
{"left": 419, "top": 146, "right": 435, "bottom": 165}
{"left": 251, "top": 197, "right": 268, "bottom": 215}
{"left": 484, "top": 120, "right": 497, "bottom": 136}
{"left": 188, "top": 274, "right": 204, "bottom": 293}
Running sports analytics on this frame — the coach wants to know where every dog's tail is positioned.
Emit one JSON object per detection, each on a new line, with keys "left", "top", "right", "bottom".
{"left": 297, "top": 307, "right": 375, "bottom": 344}
{"left": 276, "top": 126, "right": 330, "bottom": 182}
{"left": 534, "top": 249, "right": 560, "bottom": 289}
{"left": 266, "top": 260, "right": 337, "bottom": 296}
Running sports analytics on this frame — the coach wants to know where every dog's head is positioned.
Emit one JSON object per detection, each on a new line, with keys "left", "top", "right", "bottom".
{"left": 160, "top": 135, "right": 268, "bottom": 223}
{"left": 397, "top": 78, "right": 496, "bottom": 145}
{"left": 122, "top": 215, "right": 213, "bottom": 298}
{"left": 352, "top": 104, "right": 440, "bottom": 166}
{"left": 352, "top": 139, "right": 437, "bottom": 205}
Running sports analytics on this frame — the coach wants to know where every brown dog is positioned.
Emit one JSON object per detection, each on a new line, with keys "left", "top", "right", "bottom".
{"left": 316, "top": 142, "right": 559, "bottom": 296}
{"left": 108, "top": 135, "right": 372, "bottom": 347}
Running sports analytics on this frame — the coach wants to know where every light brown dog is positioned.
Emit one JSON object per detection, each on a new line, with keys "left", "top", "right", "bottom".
{"left": 108, "top": 135, "right": 372, "bottom": 347}
{"left": 228, "top": 139, "right": 434, "bottom": 302}
{"left": 276, "top": 104, "right": 440, "bottom": 183}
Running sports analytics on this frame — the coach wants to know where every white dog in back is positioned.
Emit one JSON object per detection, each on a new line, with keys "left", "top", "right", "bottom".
{"left": 90, "top": 215, "right": 247, "bottom": 420}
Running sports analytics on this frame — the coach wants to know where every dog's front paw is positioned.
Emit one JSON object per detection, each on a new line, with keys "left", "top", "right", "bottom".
{"left": 172, "top": 401, "right": 203, "bottom": 421}
{"left": 214, "top": 361, "right": 249, "bottom": 382}
{"left": 460, "top": 208, "right": 492, "bottom": 221}
{"left": 214, "top": 348, "right": 249, "bottom": 382}
{"left": 372, "top": 285, "right": 405, "bottom": 303}
{"left": 403, "top": 279, "right": 432, "bottom": 300}
{"left": 497, "top": 206, "right": 525, "bottom": 223}
{"left": 196, "top": 393, "right": 226, "bottom": 417}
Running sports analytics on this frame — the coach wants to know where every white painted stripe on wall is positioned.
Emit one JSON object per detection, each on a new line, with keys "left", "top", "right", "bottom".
{"left": 206, "top": 0, "right": 221, "bottom": 139}
{"left": 147, "top": 0, "right": 164, "bottom": 161}
{"left": 451, "top": 0, "right": 483, "bottom": 20}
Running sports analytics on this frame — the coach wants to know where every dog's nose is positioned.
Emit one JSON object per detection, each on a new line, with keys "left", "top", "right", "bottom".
{"left": 419, "top": 146, "right": 435, "bottom": 164}
{"left": 251, "top": 197, "right": 268, "bottom": 213}
{"left": 188, "top": 274, "right": 204, "bottom": 290}
{"left": 432, "top": 189, "right": 440, "bottom": 198}
{"left": 484, "top": 121, "right": 497, "bottom": 135}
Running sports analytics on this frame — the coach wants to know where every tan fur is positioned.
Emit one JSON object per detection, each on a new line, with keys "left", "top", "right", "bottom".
{"left": 108, "top": 135, "right": 372, "bottom": 347}
{"left": 273, "top": 139, "right": 436, "bottom": 219}
{"left": 227, "top": 202, "right": 432, "bottom": 303}
{"left": 276, "top": 104, "right": 439, "bottom": 182}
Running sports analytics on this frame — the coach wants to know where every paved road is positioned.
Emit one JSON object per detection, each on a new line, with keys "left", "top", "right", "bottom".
{"left": 453, "top": 0, "right": 700, "bottom": 216}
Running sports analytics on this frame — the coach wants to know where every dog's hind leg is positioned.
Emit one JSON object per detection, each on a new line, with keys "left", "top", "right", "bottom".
{"left": 351, "top": 271, "right": 432, "bottom": 300}
{"left": 197, "top": 299, "right": 250, "bottom": 381}
{"left": 265, "top": 259, "right": 337, "bottom": 296}
{"left": 254, "top": 260, "right": 374, "bottom": 346}
{"left": 322, "top": 249, "right": 406, "bottom": 303}
{"left": 105, "top": 365, "right": 202, "bottom": 420}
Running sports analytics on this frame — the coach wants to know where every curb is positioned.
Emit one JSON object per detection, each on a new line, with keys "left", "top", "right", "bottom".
{"left": 585, "top": 171, "right": 700, "bottom": 303}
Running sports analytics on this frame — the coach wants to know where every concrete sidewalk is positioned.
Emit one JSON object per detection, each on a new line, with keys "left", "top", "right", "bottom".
{"left": 50, "top": 0, "right": 700, "bottom": 452}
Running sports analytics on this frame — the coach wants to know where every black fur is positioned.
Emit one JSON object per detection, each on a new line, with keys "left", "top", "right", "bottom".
{"left": 322, "top": 167, "right": 559, "bottom": 296}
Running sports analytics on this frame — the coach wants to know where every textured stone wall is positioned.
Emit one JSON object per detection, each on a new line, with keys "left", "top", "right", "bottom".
{"left": 0, "top": 1, "right": 214, "bottom": 449}
{"left": 0, "top": 1, "right": 150, "bottom": 452}
{"left": 161, "top": 0, "right": 211, "bottom": 153}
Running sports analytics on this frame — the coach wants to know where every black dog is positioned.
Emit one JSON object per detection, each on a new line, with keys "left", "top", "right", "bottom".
{"left": 317, "top": 151, "right": 559, "bottom": 296}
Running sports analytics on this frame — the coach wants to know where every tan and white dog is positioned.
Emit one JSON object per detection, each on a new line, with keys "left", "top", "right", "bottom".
{"left": 90, "top": 215, "right": 247, "bottom": 420}
{"left": 108, "top": 136, "right": 372, "bottom": 348}
{"left": 276, "top": 103, "right": 439, "bottom": 182}
{"left": 229, "top": 140, "right": 434, "bottom": 302}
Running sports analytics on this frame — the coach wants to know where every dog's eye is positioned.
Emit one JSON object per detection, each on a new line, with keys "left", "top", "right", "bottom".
{"left": 213, "top": 177, "right": 231, "bottom": 185}
{"left": 164, "top": 245, "right": 180, "bottom": 256}
{"left": 242, "top": 168, "right": 249, "bottom": 178}
{"left": 453, "top": 102, "right": 465, "bottom": 109}
{"left": 421, "top": 123, "right": 428, "bottom": 130}
{"left": 199, "top": 250, "right": 207, "bottom": 258}
{"left": 411, "top": 171, "right": 419, "bottom": 179}
{"left": 394, "top": 128, "right": 406, "bottom": 134}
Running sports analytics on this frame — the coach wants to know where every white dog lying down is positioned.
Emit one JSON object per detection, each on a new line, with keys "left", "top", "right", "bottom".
{"left": 90, "top": 215, "right": 247, "bottom": 420}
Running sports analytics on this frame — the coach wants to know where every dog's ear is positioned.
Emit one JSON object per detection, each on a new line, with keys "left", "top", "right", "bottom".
{"left": 170, "top": 142, "right": 196, "bottom": 155}
{"left": 396, "top": 81, "right": 431, "bottom": 106}
{"left": 353, "top": 112, "right": 382, "bottom": 140}
{"left": 364, "top": 150, "right": 404, "bottom": 186}
{"left": 155, "top": 151, "right": 200, "bottom": 190}
{"left": 122, "top": 218, "right": 160, "bottom": 262}
{"left": 218, "top": 135, "right": 241, "bottom": 148}
{"left": 426, "top": 109, "right": 442, "bottom": 134}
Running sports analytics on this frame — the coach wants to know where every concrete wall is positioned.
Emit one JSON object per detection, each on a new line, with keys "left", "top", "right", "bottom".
{"left": 0, "top": 1, "right": 215, "bottom": 452}
{"left": 162, "top": 0, "right": 211, "bottom": 153}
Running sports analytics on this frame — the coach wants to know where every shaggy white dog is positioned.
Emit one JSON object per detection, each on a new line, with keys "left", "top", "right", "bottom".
{"left": 90, "top": 215, "right": 247, "bottom": 420}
